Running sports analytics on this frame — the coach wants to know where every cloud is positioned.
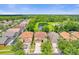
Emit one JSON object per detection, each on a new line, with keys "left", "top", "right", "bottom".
{"left": 0, "top": 4, "right": 79, "bottom": 15}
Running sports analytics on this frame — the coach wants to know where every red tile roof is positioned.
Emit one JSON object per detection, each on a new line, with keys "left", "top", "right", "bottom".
{"left": 60, "top": 32, "right": 77, "bottom": 40}
{"left": 71, "top": 32, "right": 79, "bottom": 38}
{"left": 34, "top": 32, "right": 47, "bottom": 38}
{"left": 20, "top": 32, "right": 33, "bottom": 40}
{"left": 60, "top": 32, "right": 70, "bottom": 40}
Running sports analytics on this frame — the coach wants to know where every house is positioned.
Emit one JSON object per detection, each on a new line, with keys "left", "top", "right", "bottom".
{"left": 20, "top": 32, "right": 33, "bottom": 53}
{"left": 34, "top": 32, "right": 47, "bottom": 54}
{"left": 48, "top": 32, "right": 59, "bottom": 43}
{"left": 71, "top": 32, "right": 79, "bottom": 39}
{"left": 4, "top": 28, "right": 20, "bottom": 38}
{"left": 20, "top": 32, "right": 33, "bottom": 43}
{"left": 0, "top": 28, "right": 21, "bottom": 46}
{"left": 48, "top": 32, "right": 61, "bottom": 54}
{"left": 34, "top": 32, "right": 47, "bottom": 42}
{"left": 60, "top": 32, "right": 77, "bottom": 40}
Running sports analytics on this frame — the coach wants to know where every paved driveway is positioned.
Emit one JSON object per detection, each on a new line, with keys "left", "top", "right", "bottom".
{"left": 23, "top": 43, "right": 30, "bottom": 54}
{"left": 52, "top": 43, "right": 61, "bottom": 55}
{"left": 48, "top": 32, "right": 61, "bottom": 55}
{"left": 34, "top": 42, "right": 41, "bottom": 54}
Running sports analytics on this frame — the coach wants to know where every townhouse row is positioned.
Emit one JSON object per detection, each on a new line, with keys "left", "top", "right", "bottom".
{"left": 1, "top": 31, "right": 79, "bottom": 47}
{"left": 0, "top": 20, "right": 28, "bottom": 47}
{"left": 19, "top": 31, "right": 79, "bottom": 54}
{"left": 20, "top": 31, "right": 79, "bottom": 44}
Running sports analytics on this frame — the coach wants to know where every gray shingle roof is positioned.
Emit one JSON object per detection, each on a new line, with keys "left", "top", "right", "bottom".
{"left": 0, "top": 37, "right": 8, "bottom": 44}
{"left": 48, "top": 32, "right": 59, "bottom": 43}
{"left": 4, "top": 28, "right": 20, "bottom": 38}
{"left": 4, "top": 31, "right": 16, "bottom": 38}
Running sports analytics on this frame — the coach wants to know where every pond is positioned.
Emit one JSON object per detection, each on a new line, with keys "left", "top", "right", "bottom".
{"left": 38, "top": 22, "right": 49, "bottom": 31}
{"left": 38, "top": 25, "right": 43, "bottom": 30}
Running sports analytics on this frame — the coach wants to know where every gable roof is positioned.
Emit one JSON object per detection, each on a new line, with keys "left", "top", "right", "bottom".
{"left": 60, "top": 32, "right": 77, "bottom": 40}
{"left": 6, "top": 28, "right": 20, "bottom": 33}
{"left": 34, "top": 32, "right": 47, "bottom": 38}
{"left": 71, "top": 32, "right": 79, "bottom": 38}
{"left": 60, "top": 32, "right": 70, "bottom": 39}
{"left": 4, "top": 28, "right": 20, "bottom": 37}
{"left": 20, "top": 32, "right": 33, "bottom": 39}
{"left": 48, "top": 32, "right": 59, "bottom": 40}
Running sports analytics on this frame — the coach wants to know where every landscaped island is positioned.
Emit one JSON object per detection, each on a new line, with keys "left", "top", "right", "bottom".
{"left": 0, "top": 15, "right": 79, "bottom": 55}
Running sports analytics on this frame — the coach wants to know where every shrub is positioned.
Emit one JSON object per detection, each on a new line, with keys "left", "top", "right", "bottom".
{"left": 58, "top": 39, "right": 79, "bottom": 55}
{"left": 41, "top": 39, "right": 52, "bottom": 55}
{"left": 15, "top": 50, "right": 25, "bottom": 55}
{"left": 11, "top": 39, "right": 25, "bottom": 55}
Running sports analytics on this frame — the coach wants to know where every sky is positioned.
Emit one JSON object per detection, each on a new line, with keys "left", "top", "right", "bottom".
{"left": 0, "top": 4, "right": 79, "bottom": 14}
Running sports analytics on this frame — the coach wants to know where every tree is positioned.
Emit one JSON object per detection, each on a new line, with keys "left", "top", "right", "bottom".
{"left": 11, "top": 39, "right": 25, "bottom": 55}
{"left": 63, "top": 20, "right": 79, "bottom": 31}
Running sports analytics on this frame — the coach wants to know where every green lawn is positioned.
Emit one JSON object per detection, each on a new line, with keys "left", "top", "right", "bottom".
{"left": 0, "top": 51, "right": 14, "bottom": 54}
{"left": 0, "top": 46, "right": 12, "bottom": 50}
{"left": 0, "top": 46, "right": 14, "bottom": 54}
